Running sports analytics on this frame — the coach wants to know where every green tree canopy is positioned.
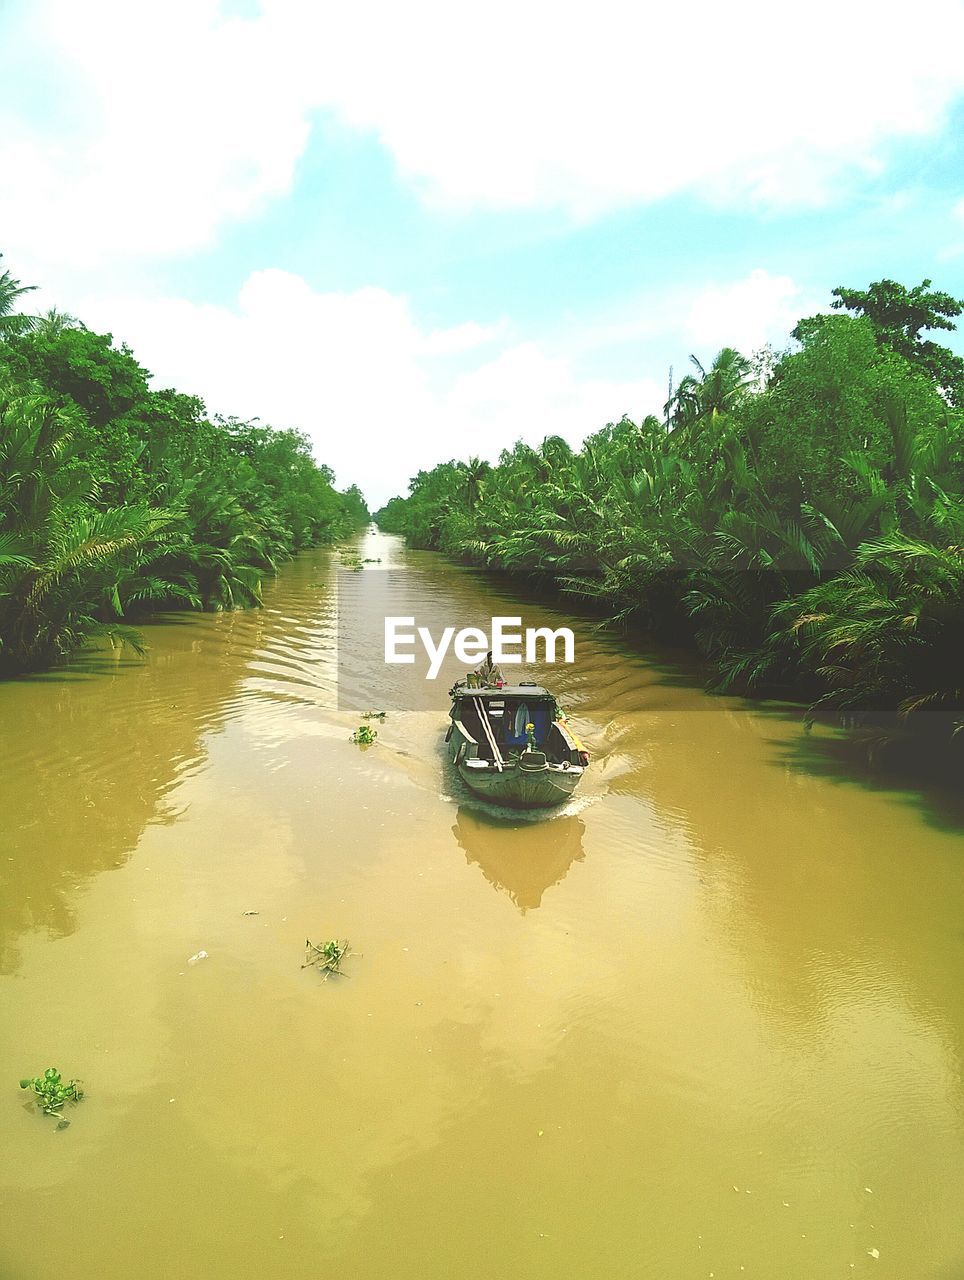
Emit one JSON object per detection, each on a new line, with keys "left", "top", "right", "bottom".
{"left": 376, "top": 278, "right": 964, "bottom": 747}
{"left": 795, "top": 278, "right": 964, "bottom": 406}
{"left": 0, "top": 253, "right": 368, "bottom": 673}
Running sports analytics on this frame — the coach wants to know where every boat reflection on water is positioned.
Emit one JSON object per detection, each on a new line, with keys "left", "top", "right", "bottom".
{"left": 452, "top": 805, "right": 586, "bottom": 911}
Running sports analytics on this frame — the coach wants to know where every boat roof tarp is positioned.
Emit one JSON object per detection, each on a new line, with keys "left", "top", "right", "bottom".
{"left": 452, "top": 685, "right": 552, "bottom": 699}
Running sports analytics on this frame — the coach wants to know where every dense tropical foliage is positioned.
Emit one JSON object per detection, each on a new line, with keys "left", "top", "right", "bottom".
{"left": 377, "top": 281, "right": 964, "bottom": 749}
{"left": 0, "top": 255, "right": 367, "bottom": 674}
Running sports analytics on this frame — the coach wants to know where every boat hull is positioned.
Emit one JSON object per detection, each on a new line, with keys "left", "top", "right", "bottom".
{"left": 457, "top": 759, "right": 583, "bottom": 809}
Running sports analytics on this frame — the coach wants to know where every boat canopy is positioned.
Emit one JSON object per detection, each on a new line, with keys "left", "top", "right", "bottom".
{"left": 451, "top": 685, "right": 557, "bottom": 751}
{"left": 452, "top": 684, "right": 552, "bottom": 700}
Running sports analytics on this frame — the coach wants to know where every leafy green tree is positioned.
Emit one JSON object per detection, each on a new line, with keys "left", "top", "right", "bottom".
{"left": 0, "top": 252, "right": 368, "bottom": 673}
{"left": 800, "top": 278, "right": 964, "bottom": 405}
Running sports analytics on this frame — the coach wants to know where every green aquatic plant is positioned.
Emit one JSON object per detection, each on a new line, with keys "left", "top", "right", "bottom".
{"left": 303, "top": 938, "right": 352, "bottom": 977}
{"left": 19, "top": 1067, "right": 84, "bottom": 1120}
{"left": 350, "top": 724, "right": 378, "bottom": 744}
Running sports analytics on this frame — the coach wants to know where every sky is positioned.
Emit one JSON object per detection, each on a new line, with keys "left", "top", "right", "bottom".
{"left": 2, "top": 0, "right": 964, "bottom": 507}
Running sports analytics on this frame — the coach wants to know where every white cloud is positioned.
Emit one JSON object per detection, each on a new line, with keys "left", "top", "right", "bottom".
{"left": 446, "top": 342, "right": 660, "bottom": 454}
{"left": 66, "top": 266, "right": 813, "bottom": 504}
{"left": 539, "top": 268, "right": 812, "bottom": 367}
{"left": 3, "top": 0, "right": 964, "bottom": 270}
{"left": 0, "top": 0, "right": 309, "bottom": 265}
{"left": 419, "top": 320, "right": 508, "bottom": 355}
{"left": 300, "top": 0, "right": 964, "bottom": 216}
{"left": 685, "top": 269, "right": 813, "bottom": 355}
{"left": 74, "top": 271, "right": 661, "bottom": 506}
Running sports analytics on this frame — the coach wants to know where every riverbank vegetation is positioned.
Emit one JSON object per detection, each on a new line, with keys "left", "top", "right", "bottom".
{"left": 377, "top": 280, "right": 964, "bottom": 752}
{"left": 0, "top": 256, "right": 367, "bottom": 675}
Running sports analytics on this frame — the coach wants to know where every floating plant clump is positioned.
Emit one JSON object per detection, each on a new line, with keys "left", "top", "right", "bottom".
{"left": 20, "top": 1068, "right": 84, "bottom": 1126}
{"left": 303, "top": 938, "right": 354, "bottom": 978}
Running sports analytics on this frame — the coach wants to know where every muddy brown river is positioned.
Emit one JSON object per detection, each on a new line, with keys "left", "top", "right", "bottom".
{"left": 2, "top": 529, "right": 963, "bottom": 1279}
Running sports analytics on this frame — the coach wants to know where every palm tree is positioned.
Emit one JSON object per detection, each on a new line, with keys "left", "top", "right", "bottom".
{"left": 460, "top": 456, "right": 490, "bottom": 511}
{"left": 374, "top": 308, "right": 964, "bottom": 749}
{"left": 0, "top": 382, "right": 179, "bottom": 671}
{"left": 767, "top": 531, "right": 964, "bottom": 734}
{"left": 0, "top": 256, "right": 38, "bottom": 337}
{"left": 665, "top": 347, "right": 754, "bottom": 429}
{"left": 33, "top": 308, "right": 80, "bottom": 340}
{"left": 2, "top": 504, "right": 181, "bottom": 670}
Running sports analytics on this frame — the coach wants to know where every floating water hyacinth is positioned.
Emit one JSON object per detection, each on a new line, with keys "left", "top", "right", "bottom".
{"left": 20, "top": 1068, "right": 84, "bottom": 1123}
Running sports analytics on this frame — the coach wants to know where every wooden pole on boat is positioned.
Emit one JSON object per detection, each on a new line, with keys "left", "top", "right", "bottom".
{"left": 470, "top": 695, "right": 504, "bottom": 772}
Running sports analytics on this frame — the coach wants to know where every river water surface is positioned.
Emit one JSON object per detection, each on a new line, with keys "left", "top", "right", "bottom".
{"left": 2, "top": 529, "right": 963, "bottom": 1279}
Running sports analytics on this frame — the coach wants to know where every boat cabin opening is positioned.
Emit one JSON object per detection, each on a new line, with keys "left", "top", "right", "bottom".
{"left": 450, "top": 685, "right": 580, "bottom": 765}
